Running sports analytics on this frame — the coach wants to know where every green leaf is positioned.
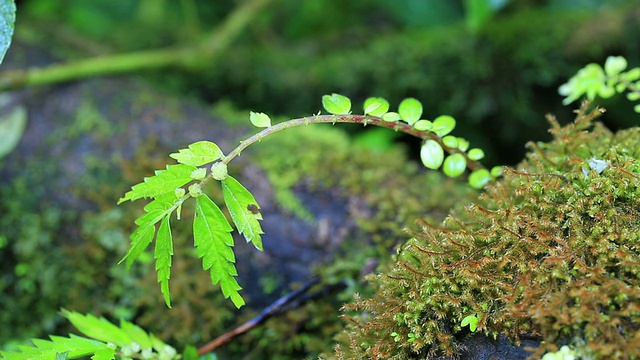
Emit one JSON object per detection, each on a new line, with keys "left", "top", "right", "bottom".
{"left": 431, "top": 115, "right": 456, "bottom": 136}
{"left": 442, "top": 135, "right": 458, "bottom": 148}
{"left": 249, "top": 111, "right": 272, "bottom": 127}
{"left": 398, "top": 98, "right": 422, "bottom": 125}
{"left": 0, "top": 0, "right": 15, "bottom": 64}
{"left": 182, "top": 346, "right": 200, "bottom": 360}
{"left": 119, "top": 164, "right": 196, "bottom": 203}
{"left": 119, "top": 193, "right": 176, "bottom": 269}
{"left": 363, "top": 97, "right": 390, "bottom": 117}
{"left": 420, "top": 140, "right": 444, "bottom": 170}
{"left": 222, "top": 176, "right": 264, "bottom": 251}
{"left": 413, "top": 119, "right": 432, "bottom": 131}
{"left": 635, "top": 104, "right": 640, "bottom": 113}
{"left": 155, "top": 215, "right": 173, "bottom": 308}
{"left": 604, "top": 56, "right": 627, "bottom": 76}
{"left": 461, "top": 314, "right": 479, "bottom": 332}
{"left": 119, "top": 320, "right": 153, "bottom": 350}
{"left": 442, "top": 153, "right": 467, "bottom": 178}
{"left": 469, "top": 169, "right": 492, "bottom": 189}
{"left": 381, "top": 111, "right": 401, "bottom": 122}
{"left": 194, "top": 194, "right": 245, "bottom": 308}
{"left": 322, "top": 93, "right": 351, "bottom": 115}
{"left": 169, "top": 141, "right": 224, "bottom": 167}
{"left": 626, "top": 92, "right": 640, "bottom": 101}
{"left": 0, "top": 94, "right": 26, "bottom": 159}
{"left": 457, "top": 138, "right": 470, "bottom": 152}
{"left": 490, "top": 166, "right": 503, "bottom": 177}
{"left": 467, "top": 148, "right": 485, "bottom": 161}
{"left": 0, "top": 334, "right": 113, "bottom": 360}
{"left": 62, "top": 310, "right": 131, "bottom": 346}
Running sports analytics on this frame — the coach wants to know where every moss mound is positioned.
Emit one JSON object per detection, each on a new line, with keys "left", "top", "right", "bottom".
{"left": 330, "top": 106, "right": 640, "bottom": 359}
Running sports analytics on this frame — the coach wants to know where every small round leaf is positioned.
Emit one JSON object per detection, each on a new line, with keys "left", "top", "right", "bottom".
{"left": 420, "top": 140, "right": 444, "bottom": 170}
{"left": 432, "top": 115, "right": 456, "bottom": 136}
{"left": 490, "top": 166, "right": 503, "bottom": 177}
{"left": 604, "top": 56, "right": 627, "bottom": 76}
{"left": 413, "top": 119, "right": 432, "bottom": 131}
{"left": 457, "top": 138, "right": 470, "bottom": 152}
{"left": 249, "top": 111, "right": 271, "bottom": 127}
{"left": 467, "top": 148, "right": 485, "bottom": 161}
{"left": 398, "top": 98, "right": 423, "bottom": 125}
{"left": 469, "top": 169, "right": 492, "bottom": 189}
{"left": 442, "top": 135, "right": 458, "bottom": 148}
{"left": 382, "top": 112, "right": 401, "bottom": 122}
{"left": 363, "top": 97, "right": 389, "bottom": 117}
{"left": 443, "top": 153, "right": 466, "bottom": 178}
{"left": 322, "top": 93, "right": 352, "bottom": 115}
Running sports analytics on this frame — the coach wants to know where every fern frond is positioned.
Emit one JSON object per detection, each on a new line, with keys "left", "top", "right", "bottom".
{"left": 194, "top": 194, "right": 245, "bottom": 308}
{"left": 155, "top": 215, "right": 174, "bottom": 308}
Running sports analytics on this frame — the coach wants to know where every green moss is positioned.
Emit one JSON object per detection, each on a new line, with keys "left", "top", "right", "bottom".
{"left": 330, "top": 106, "right": 640, "bottom": 359}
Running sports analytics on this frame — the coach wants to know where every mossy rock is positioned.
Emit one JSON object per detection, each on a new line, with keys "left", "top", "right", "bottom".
{"left": 330, "top": 106, "right": 640, "bottom": 359}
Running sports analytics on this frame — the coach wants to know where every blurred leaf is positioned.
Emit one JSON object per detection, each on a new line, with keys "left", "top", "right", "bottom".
{"left": 468, "top": 148, "right": 485, "bottom": 160}
{"left": 249, "top": 111, "right": 272, "bottom": 127}
{"left": 469, "top": 168, "right": 492, "bottom": 189}
{"left": 0, "top": 0, "right": 15, "bottom": 64}
{"left": 0, "top": 95, "right": 26, "bottom": 159}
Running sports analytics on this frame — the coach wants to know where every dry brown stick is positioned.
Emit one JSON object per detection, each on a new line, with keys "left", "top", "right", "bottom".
{"left": 197, "top": 276, "right": 321, "bottom": 355}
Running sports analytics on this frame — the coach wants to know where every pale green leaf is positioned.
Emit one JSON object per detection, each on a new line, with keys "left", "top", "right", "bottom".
{"left": 457, "top": 138, "right": 470, "bottom": 152}
{"left": 467, "top": 148, "right": 485, "bottom": 161}
{"left": 249, "top": 111, "right": 272, "bottom": 127}
{"left": 0, "top": 0, "right": 15, "bottom": 64}
{"left": 0, "top": 94, "right": 26, "bottom": 159}
{"left": 469, "top": 169, "right": 492, "bottom": 189}
{"left": 363, "top": 97, "right": 389, "bottom": 117}
{"left": 119, "top": 320, "right": 153, "bottom": 350}
{"left": 194, "top": 194, "right": 245, "bottom": 308}
{"left": 604, "top": 55, "right": 627, "bottom": 76}
{"left": 442, "top": 153, "right": 466, "bottom": 178}
{"left": 62, "top": 310, "right": 131, "bottom": 346}
{"left": 398, "top": 98, "right": 422, "bottom": 125}
{"left": 382, "top": 111, "right": 401, "bottom": 122}
{"left": 635, "top": 104, "right": 640, "bottom": 113}
{"left": 169, "top": 141, "right": 223, "bottom": 167}
{"left": 420, "top": 140, "right": 444, "bottom": 170}
{"left": 119, "top": 164, "right": 196, "bottom": 203}
{"left": 91, "top": 348, "right": 116, "bottom": 360}
{"left": 461, "top": 314, "right": 479, "bottom": 332}
{"left": 155, "top": 215, "right": 173, "bottom": 308}
{"left": 222, "top": 176, "right": 264, "bottom": 251}
{"left": 442, "top": 135, "right": 458, "bottom": 148}
{"left": 432, "top": 115, "right": 456, "bottom": 136}
{"left": 322, "top": 93, "right": 351, "bottom": 115}
{"left": 413, "top": 119, "right": 432, "bottom": 131}
{"left": 490, "top": 166, "right": 503, "bottom": 177}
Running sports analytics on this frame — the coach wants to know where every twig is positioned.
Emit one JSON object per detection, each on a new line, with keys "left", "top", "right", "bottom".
{"left": 197, "top": 276, "right": 322, "bottom": 355}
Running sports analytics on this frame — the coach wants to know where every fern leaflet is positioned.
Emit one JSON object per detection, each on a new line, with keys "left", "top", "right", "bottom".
{"left": 155, "top": 215, "right": 174, "bottom": 308}
{"left": 194, "top": 194, "right": 245, "bottom": 308}
{"left": 222, "top": 176, "right": 264, "bottom": 251}
{"left": 118, "top": 164, "right": 196, "bottom": 204}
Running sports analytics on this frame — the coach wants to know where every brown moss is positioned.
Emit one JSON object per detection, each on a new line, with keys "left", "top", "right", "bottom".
{"left": 330, "top": 105, "right": 640, "bottom": 359}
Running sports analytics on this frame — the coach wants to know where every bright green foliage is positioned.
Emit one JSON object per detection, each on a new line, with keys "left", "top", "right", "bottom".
{"left": 193, "top": 194, "right": 244, "bottom": 308}
{"left": 118, "top": 164, "right": 196, "bottom": 203}
{"left": 413, "top": 119, "right": 433, "bottom": 131}
{"left": 420, "top": 140, "right": 445, "bottom": 170}
{"left": 398, "top": 98, "right": 422, "bottom": 125}
{"left": 442, "top": 153, "right": 466, "bottom": 178}
{"left": 382, "top": 111, "right": 401, "bottom": 122}
{"left": 467, "top": 148, "right": 485, "bottom": 161}
{"left": 460, "top": 314, "right": 479, "bottom": 332}
{"left": 1, "top": 310, "right": 178, "bottom": 360}
{"left": 168, "top": 141, "right": 223, "bottom": 167}
{"left": 468, "top": 168, "right": 492, "bottom": 189}
{"left": 222, "top": 176, "right": 264, "bottom": 251}
{"left": 250, "top": 111, "right": 272, "bottom": 128}
{"left": 431, "top": 115, "right": 456, "bottom": 137}
{"left": 155, "top": 215, "right": 173, "bottom": 307}
{"left": 322, "top": 93, "right": 352, "bottom": 115}
{"left": 363, "top": 97, "right": 390, "bottom": 117}
{"left": 560, "top": 55, "right": 640, "bottom": 112}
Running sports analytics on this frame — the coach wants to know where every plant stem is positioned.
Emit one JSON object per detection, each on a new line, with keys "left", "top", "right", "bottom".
{"left": 223, "top": 114, "right": 485, "bottom": 171}
{"left": 0, "top": 0, "right": 274, "bottom": 91}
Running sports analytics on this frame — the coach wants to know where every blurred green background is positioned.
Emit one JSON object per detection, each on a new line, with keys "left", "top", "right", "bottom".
{"left": 2, "top": 0, "right": 640, "bottom": 358}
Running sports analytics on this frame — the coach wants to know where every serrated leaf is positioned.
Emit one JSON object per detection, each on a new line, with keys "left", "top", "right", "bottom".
{"left": 398, "top": 98, "right": 422, "bottom": 125}
{"left": 155, "top": 215, "right": 173, "bottom": 308}
{"left": 322, "top": 93, "right": 351, "bottom": 115}
{"left": 442, "top": 153, "right": 467, "bottom": 178}
{"left": 120, "top": 193, "right": 175, "bottom": 269}
{"left": 0, "top": 334, "right": 112, "bottom": 360}
{"left": 62, "top": 310, "right": 132, "bottom": 346}
{"left": 194, "top": 194, "right": 245, "bottom": 308}
{"left": 420, "top": 140, "right": 444, "bottom": 170}
{"left": 432, "top": 115, "right": 456, "bottom": 136}
{"left": 119, "top": 164, "right": 196, "bottom": 203}
{"left": 169, "top": 141, "right": 223, "bottom": 167}
{"left": 249, "top": 111, "right": 272, "bottom": 127}
{"left": 469, "top": 169, "right": 492, "bottom": 189}
{"left": 222, "top": 176, "right": 264, "bottom": 251}
{"left": 119, "top": 320, "right": 153, "bottom": 350}
{"left": 363, "top": 97, "right": 389, "bottom": 117}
